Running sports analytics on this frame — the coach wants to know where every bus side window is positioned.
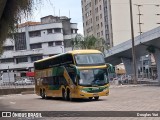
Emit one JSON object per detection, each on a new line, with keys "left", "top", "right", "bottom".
{"left": 53, "top": 76, "right": 59, "bottom": 85}
{"left": 59, "top": 76, "right": 67, "bottom": 86}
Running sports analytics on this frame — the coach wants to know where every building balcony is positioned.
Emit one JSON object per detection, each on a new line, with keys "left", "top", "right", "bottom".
{"left": 29, "top": 33, "right": 63, "bottom": 44}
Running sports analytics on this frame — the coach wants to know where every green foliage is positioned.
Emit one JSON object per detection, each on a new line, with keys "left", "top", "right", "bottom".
{"left": 146, "top": 45, "right": 155, "bottom": 53}
{"left": 0, "top": 0, "right": 41, "bottom": 54}
{"left": 71, "top": 34, "right": 110, "bottom": 53}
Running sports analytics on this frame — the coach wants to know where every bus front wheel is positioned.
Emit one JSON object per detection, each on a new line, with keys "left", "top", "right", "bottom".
{"left": 94, "top": 97, "right": 99, "bottom": 101}
{"left": 66, "top": 89, "right": 71, "bottom": 101}
{"left": 89, "top": 97, "right": 93, "bottom": 100}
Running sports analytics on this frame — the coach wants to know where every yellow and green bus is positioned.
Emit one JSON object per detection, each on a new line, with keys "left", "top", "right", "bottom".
{"left": 34, "top": 50, "right": 110, "bottom": 100}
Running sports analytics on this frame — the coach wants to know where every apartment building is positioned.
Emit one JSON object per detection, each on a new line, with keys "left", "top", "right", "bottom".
{"left": 81, "top": 0, "right": 113, "bottom": 47}
{"left": 0, "top": 15, "right": 78, "bottom": 74}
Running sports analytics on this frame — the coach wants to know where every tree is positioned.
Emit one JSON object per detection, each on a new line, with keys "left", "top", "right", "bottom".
{"left": 71, "top": 34, "right": 110, "bottom": 54}
{"left": 0, "top": 0, "right": 41, "bottom": 53}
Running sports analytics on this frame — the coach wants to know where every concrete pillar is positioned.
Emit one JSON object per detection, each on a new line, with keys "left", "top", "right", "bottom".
{"left": 121, "top": 58, "right": 133, "bottom": 75}
{"left": 153, "top": 50, "right": 160, "bottom": 85}
{"left": 121, "top": 57, "right": 139, "bottom": 78}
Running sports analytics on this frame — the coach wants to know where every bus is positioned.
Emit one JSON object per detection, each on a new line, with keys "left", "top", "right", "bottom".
{"left": 34, "top": 50, "right": 110, "bottom": 101}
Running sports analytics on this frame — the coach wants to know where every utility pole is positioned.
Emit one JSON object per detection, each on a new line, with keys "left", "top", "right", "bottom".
{"left": 135, "top": 4, "right": 143, "bottom": 79}
{"left": 129, "top": 0, "right": 137, "bottom": 84}
{"left": 134, "top": 4, "right": 143, "bottom": 35}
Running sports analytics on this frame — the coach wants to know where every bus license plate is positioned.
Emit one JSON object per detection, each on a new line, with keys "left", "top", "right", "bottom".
{"left": 93, "top": 93, "right": 98, "bottom": 96}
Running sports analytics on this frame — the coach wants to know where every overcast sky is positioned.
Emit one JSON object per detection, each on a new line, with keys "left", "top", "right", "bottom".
{"left": 25, "top": 0, "right": 160, "bottom": 46}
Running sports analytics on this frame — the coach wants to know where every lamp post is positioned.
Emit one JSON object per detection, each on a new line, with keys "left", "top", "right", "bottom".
{"left": 129, "top": 0, "right": 137, "bottom": 84}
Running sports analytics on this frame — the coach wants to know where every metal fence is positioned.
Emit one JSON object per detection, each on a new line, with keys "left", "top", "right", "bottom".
{"left": 109, "top": 74, "right": 159, "bottom": 86}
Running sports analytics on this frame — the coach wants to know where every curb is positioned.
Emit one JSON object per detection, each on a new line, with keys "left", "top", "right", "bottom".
{"left": 21, "top": 91, "right": 34, "bottom": 95}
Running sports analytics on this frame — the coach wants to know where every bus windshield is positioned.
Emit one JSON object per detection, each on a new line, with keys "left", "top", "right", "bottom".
{"left": 78, "top": 69, "right": 108, "bottom": 86}
{"left": 75, "top": 53, "right": 105, "bottom": 65}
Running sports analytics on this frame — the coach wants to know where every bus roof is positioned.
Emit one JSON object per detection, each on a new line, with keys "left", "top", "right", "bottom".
{"left": 34, "top": 49, "right": 102, "bottom": 63}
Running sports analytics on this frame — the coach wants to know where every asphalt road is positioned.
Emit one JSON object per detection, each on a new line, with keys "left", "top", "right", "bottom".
{"left": 0, "top": 85, "right": 160, "bottom": 120}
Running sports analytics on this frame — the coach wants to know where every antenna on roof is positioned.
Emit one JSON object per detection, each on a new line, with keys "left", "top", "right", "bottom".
{"left": 69, "top": 10, "right": 70, "bottom": 18}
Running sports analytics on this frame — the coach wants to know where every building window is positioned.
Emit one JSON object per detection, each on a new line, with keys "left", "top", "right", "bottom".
{"left": 16, "top": 57, "right": 28, "bottom": 64}
{"left": 106, "top": 34, "right": 109, "bottom": 39}
{"left": 55, "top": 41, "right": 62, "bottom": 46}
{"left": 100, "top": 5, "right": 101, "bottom": 10}
{"left": 95, "top": 7, "right": 98, "bottom": 13}
{"left": 48, "top": 42, "right": 54, "bottom": 47}
{"left": 29, "top": 31, "right": 41, "bottom": 37}
{"left": 100, "top": 14, "right": 102, "bottom": 19}
{"left": 105, "top": 25, "right": 109, "bottom": 30}
{"left": 3, "top": 46, "right": 14, "bottom": 51}
{"left": 101, "top": 22, "right": 103, "bottom": 27}
{"left": 14, "top": 33, "right": 27, "bottom": 50}
{"left": 31, "top": 56, "right": 42, "bottom": 62}
{"left": 96, "top": 16, "right": 99, "bottom": 21}
{"left": 1, "top": 58, "right": 14, "bottom": 63}
{"left": 101, "top": 31, "right": 103, "bottom": 35}
{"left": 47, "top": 29, "right": 53, "bottom": 34}
{"left": 97, "top": 24, "right": 100, "bottom": 29}
{"left": 97, "top": 32, "right": 100, "bottom": 37}
{"left": 54, "top": 28, "right": 61, "bottom": 33}
{"left": 30, "top": 43, "right": 42, "bottom": 49}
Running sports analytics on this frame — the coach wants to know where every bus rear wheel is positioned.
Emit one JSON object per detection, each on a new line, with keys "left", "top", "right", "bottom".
{"left": 62, "top": 89, "right": 66, "bottom": 100}
{"left": 89, "top": 97, "right": 93, "bottom": 100}
{"left": 94, "top": 97, "right": 99, "bottom": 101}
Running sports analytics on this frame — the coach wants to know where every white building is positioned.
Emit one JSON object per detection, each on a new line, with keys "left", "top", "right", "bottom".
{"left": 81, "top": 0, "right": 113, "bottom": 47}
{"left": 0, "top": 15, "right": 78, "bottom": 75}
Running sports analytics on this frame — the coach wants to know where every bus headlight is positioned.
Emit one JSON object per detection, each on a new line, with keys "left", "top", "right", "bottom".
{"left": 80, "top": 89, "right": 87, "bottom": 93}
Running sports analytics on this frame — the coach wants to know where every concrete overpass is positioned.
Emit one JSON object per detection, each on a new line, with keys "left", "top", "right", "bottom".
{"left": 104, "top": 26, "right": 160, "bottom": 84}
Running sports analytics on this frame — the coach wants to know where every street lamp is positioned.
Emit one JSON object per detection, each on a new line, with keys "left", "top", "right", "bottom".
{"left": 129, "top": 0, "right": 137, "bottom": 84}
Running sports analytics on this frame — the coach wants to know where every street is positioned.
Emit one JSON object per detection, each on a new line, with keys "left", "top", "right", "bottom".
{"left": 0, "top": 85, "right": 160, "bottom": 120}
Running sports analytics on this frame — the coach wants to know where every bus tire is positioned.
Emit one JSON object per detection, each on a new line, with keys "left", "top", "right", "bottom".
{"left": 62, "top": 89, "right": 66, "bottom": 100}
{"left": 66, "top": 89, "right": 71, "bottom": 101}
{"left": 94, "top": 96, "right": 99, "bottom": 101}
{"left": 89, "top": 97, "right": 93, "bottom": 100}
{"left": 42, "top": 89, "right": 46, "bottom": 99}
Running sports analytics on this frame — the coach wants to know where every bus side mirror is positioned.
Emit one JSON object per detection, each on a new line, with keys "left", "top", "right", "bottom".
{"left": 106, "top": 63, "right": 115, "bottom": 73}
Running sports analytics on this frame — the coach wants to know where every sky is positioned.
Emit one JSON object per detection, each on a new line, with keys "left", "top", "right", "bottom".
{"left": 27, "top": 0, "right": 83, "bottom": 34}
{"left": 24, "top": 0, "right": 160, "bottom": 46}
